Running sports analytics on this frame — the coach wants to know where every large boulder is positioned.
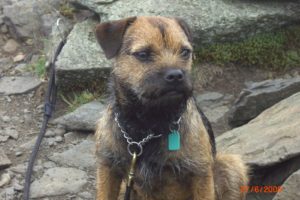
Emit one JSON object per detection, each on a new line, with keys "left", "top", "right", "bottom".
{"left": 71, "top": 0, "right": 300, "bottom": 45}
{"left": 55, "top": 19, "right": 111, "bottom": 89}
{"left": 3, "top": 0, "right": 62, "bottom": 39}
{"left": 217, "top": 92, "right": 300, "bottom": 167}
{"left": 217, "top": 92, "right": 300, "bottom": 200}
{"left": 273, "top": 169, "right": 300, "bottom": 200}
{"left": 228, "top": 77, "right": 300, "bottom": 127}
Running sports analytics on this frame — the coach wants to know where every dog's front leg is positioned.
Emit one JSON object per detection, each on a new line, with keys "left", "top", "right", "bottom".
{"left": 192, "top": 172, "right": 215, "bottom": 200}
{"left": 96, "top": 164, "right": 122, "bottom": 200}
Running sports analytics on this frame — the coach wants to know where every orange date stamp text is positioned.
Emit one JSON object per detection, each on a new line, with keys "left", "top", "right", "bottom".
{"left": 240, "top": 185, "right": 283, "bottom": 193}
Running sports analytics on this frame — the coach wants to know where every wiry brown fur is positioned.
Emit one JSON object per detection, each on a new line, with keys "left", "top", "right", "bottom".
{"left": 95, "top": 16, "right": 248, "bottom": 200}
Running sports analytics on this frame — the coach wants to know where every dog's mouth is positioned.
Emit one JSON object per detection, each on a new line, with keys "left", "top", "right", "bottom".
{"left": 139, "top": 86, "right": 192, "bottom": 107}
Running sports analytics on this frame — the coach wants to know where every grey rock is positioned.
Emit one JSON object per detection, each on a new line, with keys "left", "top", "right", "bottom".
{"left": 4, "top": 128, "right": 18, "bottom": 139}
{"left": 49, "top": 140, "right": 95, "bottom": 169}
{"left": 273, "top": 169, "right": 300, "bottom": 200}
{"left": 217, "top": 92, "right": 300, "bottom": 168}
{"left": 30, "top": 167, "right": 88, "bottom": 198}
{"left": 0, "top": 148, "right": 11, "bottom": 169}
{"left": 15, "top": 151, "right": 22, "bottom": 157}
{"left": 0, "top": 173, "right": 11, "bottom": 187}
{"left": 2, "top": 39, "right": 18, "bottom": 53}
{"left": 3, "top": 0, "right": 62, "bottom": 39}
{"left": 54, "top": 127, "right": 66, "bottom": 136}
{"left": 45, "top": 129, "right": 56, "bottom": 137}
{"left": 78, "top": 191, "right": 93, "bottom": 199}
{"left": 0, "top": 57, "right": 12, "bottom": 73}
{"left": 45, "top": 16, "right": 73, "bottom": 63}
{"left": 55, "top": 19, "right": 111, "bottom": 89}
{"left": 1, "top": 115, "right": 10, "bottom": 123}
{"left": 228, "top": 77, "right": 300, "bottom": 127}
{"left": 54, "top": 101, "right": 105, "bottom": 131}
{"left": 10, "top": 164, "right": 27, "bottom": 174}
{"left": 196, "top": 92, "right": 224, "bottom": 105}
{"left": 14, "top": 63, "right": 28, "bottom": 73}
{"left": 203, "top": 105, "right": 229, "bottom": 123}
{"left": 1, "top": 24, "right": 8, "bottom": 33}
{"left": 13, "top": 182, "right": 23, "bottom": 192}
{"left": 0, "top": 187, "right": 14, "bottom": 200}
{"left": 54, "top": 135, "right": 63, "bottom": 143}
{"left": 0, "top": 76, "right": 42, "bottom": 95}
{"left": 0, "top": 135, "right": 9, "bottom": 142}
{"left": 64, "top": 132, "right": 88, "bottom": 144}
{"left": 72, "top": 0, "right": 300, "bottom": 45}
{"left": 42, "top": 161, "right": 56, "bottom": 169}
{"left": 196, "top": 92, "right": 232, "bottom": 123}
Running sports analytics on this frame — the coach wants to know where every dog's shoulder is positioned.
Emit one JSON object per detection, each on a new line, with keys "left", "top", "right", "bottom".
{"left": 185, "top": 98, "right": 216, "bottom": 156}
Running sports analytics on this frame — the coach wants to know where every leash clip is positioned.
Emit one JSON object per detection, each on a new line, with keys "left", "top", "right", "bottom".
{"left": 127, "top": 152, "right": 137, "bottom": 187}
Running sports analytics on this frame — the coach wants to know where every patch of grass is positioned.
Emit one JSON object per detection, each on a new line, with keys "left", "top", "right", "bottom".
{"left": 27, "top": 55, "right": 47, "bottom": 78}
{"left": 60, "top": 90, "right": 101, "bottom": 112}
{"left": 194, "top": 26, "right": 300, "bottom": 70}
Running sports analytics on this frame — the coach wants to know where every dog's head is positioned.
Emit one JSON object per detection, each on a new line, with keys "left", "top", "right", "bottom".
{"left": 95, "top": 16, "right": 193, "bottom": 108}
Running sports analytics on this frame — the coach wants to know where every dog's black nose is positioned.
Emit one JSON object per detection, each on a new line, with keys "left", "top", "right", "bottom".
{"left": 164, "top": 69, "right": 184, "bottom": 83}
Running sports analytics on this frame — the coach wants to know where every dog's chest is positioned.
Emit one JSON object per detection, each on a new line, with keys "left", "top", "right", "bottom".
{"left": 132, "top": 166, "right": 193, "bottom": 200}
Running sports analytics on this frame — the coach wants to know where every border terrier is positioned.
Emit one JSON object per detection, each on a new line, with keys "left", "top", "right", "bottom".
{"left": 94, "top": 16, "right": 248, "bottom": 200}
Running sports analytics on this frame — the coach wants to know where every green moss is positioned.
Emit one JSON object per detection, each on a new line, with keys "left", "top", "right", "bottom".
{"left": 195, "top": 26, "right": 300, "bottom": 70}
{"left": 60, "top": 90, "right": 102, "bottom": 112}
{"left": 59, "top": 2, "right": 75, "bottom": 19}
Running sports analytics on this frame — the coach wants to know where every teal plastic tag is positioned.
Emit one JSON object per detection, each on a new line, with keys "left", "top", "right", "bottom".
{"left": 168, "top": 130, "right": 180, "bottom": 151}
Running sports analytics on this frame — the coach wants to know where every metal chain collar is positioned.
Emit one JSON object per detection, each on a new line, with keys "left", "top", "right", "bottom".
{"left": 114, "top": 113, "right": 181, "bottom": 157}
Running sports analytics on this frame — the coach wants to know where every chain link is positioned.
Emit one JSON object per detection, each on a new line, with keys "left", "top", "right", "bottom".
{"left": 114, "top": 113, "right": 181, "bottom": 156}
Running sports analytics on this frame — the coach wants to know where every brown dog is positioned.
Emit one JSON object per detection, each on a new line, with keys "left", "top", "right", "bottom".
{"left": 94, "top": 16, "right": 248, "bottom": 200}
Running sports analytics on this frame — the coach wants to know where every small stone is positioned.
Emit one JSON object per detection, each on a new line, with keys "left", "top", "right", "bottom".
{"left": 26, "top": 38, "right": 33, "bottom": 45}
{"left": 13, "top": 182, "right": 23, "bottom": 191}
{"left": 5, "top": 128, "right": 19, "bottom": 140}
{"left": 23, "top": 109, "right": 30, "bottom": 113}
{"left": 0, "top": 135, "right": 9, "bottom": 142}
{"left": 46, "top": 138, "right": 57, "bottom": 146}
{"left": 0, "top": 173, "right": 11, "bottom": 187}
{"left": 1, "top": 24, "right": 8, "bottom": 33}
{"left": 13, "top": 54, "right": 25, "bottom": 63}
{"left": 2, "top": 115, "right": 10, "bottom": 123}
{"left": 3, "top": 39, "right": 19, "bottom": 53}
{"left": 54, "top": 135, "right": 63, "bottom": 143}
{"left": 54, "top": 127, "right": 66, "bottom": 136}
{"left": 0, "top": 148, "right": 11, "bottom": 169}
{"left": 15, "top": 151, "right": 22, "bottom": 157}
{"left": 15, "top": 63, "right": 28, "bottom": 73}
{"left": 10, "top": 164, "right": 27, "bottom": 174}
{"left": 45, "top": 130, "right": 55, "bottom": 137}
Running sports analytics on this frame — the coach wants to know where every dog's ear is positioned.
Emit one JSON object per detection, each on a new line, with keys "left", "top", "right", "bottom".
{"left": 95, "top": 17, "right": 137, "bottom": 59}
{"left": 175, "top": 18, "right": 193, "bottom": 43}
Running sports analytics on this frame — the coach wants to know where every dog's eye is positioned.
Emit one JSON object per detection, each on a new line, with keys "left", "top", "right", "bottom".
{"left": 180, "top": 48, "right": 191, "bottom": 59}
{"left": 132, "top": 50, "right": 151, "bottom": 62}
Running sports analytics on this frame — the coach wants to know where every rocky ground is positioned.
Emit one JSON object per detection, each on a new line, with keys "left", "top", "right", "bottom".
{"left": 1, "top": 0, "right": 300, "bottom": 200}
